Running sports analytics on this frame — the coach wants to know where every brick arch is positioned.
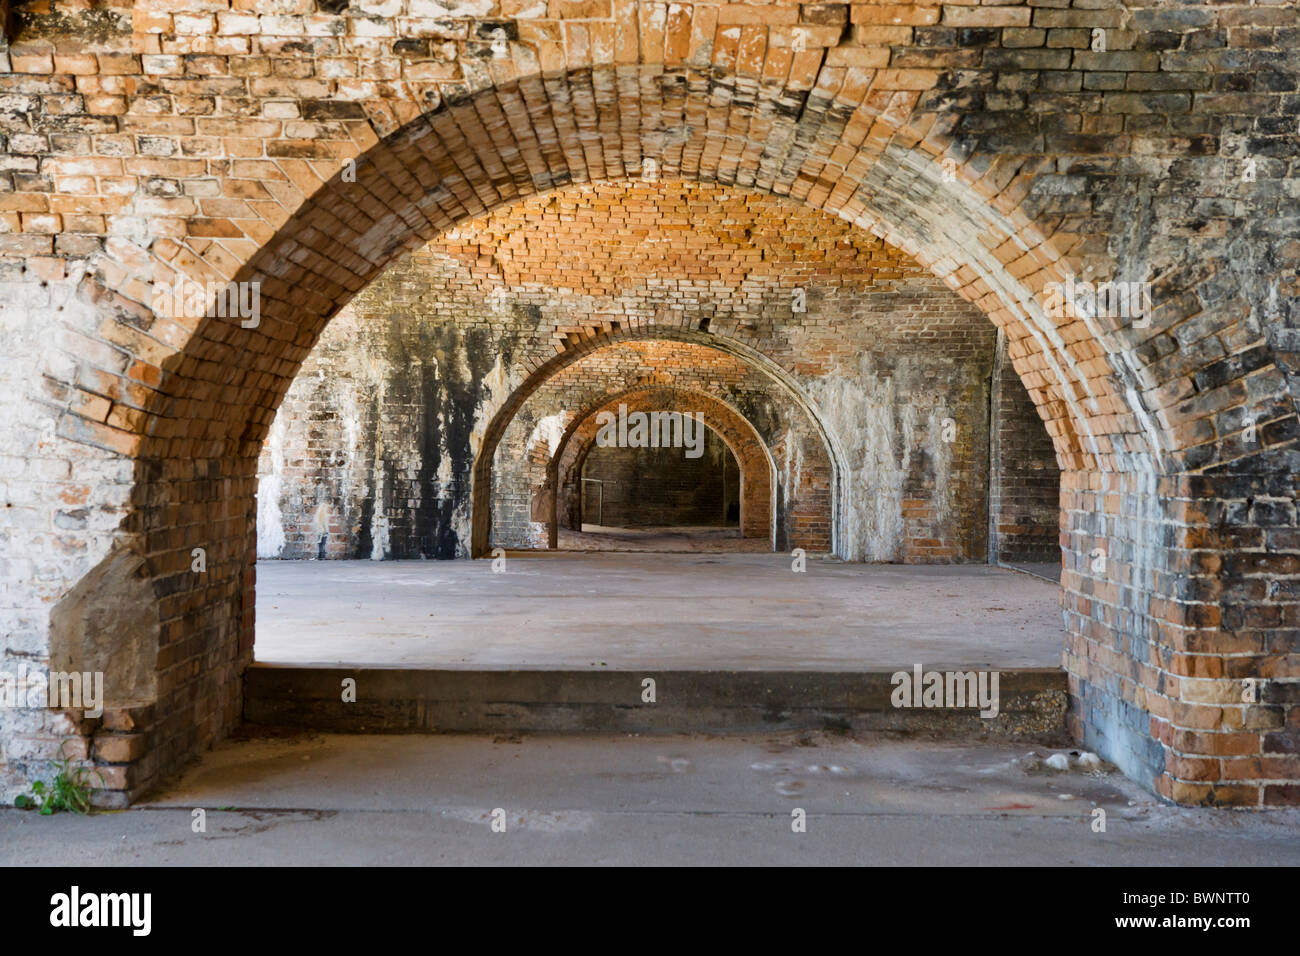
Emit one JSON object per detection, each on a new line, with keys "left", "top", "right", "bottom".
{"left": 93, "top": 62, "right": 1152, "bottom": 480}
{"left": 546, "top": 386, "right": 781, "bottom": 549}
{"left": 11, "top": 20, "right": 1296, "bottom": 806}
{"left": 470, "top": 327, "right": 844, "bottom": 557}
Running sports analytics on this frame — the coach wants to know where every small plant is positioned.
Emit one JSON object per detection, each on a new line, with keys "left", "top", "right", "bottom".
{"left": 13, "top": 744, "right": 102, "bottom": 815}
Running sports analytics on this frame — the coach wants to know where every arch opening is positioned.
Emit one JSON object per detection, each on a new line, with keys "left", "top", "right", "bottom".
{"left": 570, "top": 422, "right": 745, "bottom": 549}
{"left": 546, "top": 386, "right": 780, "bottom": 553}
{"left": 15, "top": 47, "right": 1254, "bottom": 808}
{"left": 472, "top": 334, "right": 837, "bottom": 557}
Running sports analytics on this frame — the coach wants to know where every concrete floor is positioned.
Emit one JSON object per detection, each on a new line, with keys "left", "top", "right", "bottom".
{"left": 556, "top": 523, "right": 769, "bottom": 552}
{"left": 5, "top": 731, "right": 1297, "bottom": 865}
{"left": 254, "top": 554, "right": 1065, "bottom": 670}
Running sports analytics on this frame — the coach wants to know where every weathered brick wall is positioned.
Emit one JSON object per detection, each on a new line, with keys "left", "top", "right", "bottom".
{"left": 1, "top": 0, "right": 1297, "bottom": 808}
{"left": 990, "top": 334, "right": 1061, "bottom": 565}
{"left": 257, "top": 183, "right": 998, "bottom": 560}
{"left": 579, "top": 429, "right": 738, "bottom": 528}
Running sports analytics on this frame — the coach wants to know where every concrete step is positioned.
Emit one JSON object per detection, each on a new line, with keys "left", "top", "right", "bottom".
{"left": 244, "top": 665, "right": 1068, "bottom": 737}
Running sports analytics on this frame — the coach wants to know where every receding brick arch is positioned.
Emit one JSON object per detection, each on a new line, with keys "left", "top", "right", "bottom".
{"left": 5, "top": 2, "right": 1297, "bottom": 807}
{"left": 470, "top": 327, "right": 844, "bottom": 557}
{"left": 547, "top": 386, "right": 781, "bottom": 549}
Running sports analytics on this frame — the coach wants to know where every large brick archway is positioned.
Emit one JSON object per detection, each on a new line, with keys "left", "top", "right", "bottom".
{"left": 2, "top": 1, "right": 1297, "bottom": 807}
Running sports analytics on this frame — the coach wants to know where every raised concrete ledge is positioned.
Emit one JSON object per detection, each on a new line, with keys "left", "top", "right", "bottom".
{"left": 244, "top": 665, "right": 1068, "bottom": 737}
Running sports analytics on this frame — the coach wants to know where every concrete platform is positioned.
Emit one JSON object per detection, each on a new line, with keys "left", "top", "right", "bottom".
{"left": 250, "top": 555, "right": 1067, "bottom": 736}
{"left": 254, "top": 554, "right": 1065, "bottom": 671}
{"left": 6, "top": 731, "right": 1299, "bottom": 866}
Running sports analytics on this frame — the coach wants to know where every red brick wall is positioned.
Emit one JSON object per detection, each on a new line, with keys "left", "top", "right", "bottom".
{"left": 990, "top": 334, "right": 1061, "bottom": 565}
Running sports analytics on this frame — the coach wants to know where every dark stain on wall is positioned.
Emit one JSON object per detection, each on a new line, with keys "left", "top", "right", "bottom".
{"left": 380, "top": 320, "right": 515, "bottom": 559}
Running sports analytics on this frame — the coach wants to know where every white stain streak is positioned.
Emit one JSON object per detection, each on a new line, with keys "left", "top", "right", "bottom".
{"left": 369, "top": 374, "right": 389, "bottom": 561}
{"left": 256, "top": 412, "right": 288, "bottom": 558}
{"left": 780, "top": 425, "right": 803, "bottom": 495}
{"left": 926, "top": 405, "right": 953, "bottom": 528}
{"left": 470, "top": 352, "right": 515, "bottom": 464}
{"left": 528, "top": 412, "right": 568, "bottom": 459}
{"left": 810, "top": 361, "right": 913, "bottom": 563}
{"left": 522, "top": 412, "right": 569, "bottom": 548}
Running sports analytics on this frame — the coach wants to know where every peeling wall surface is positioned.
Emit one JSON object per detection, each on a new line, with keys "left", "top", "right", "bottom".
{"left": 258, "top": 183, "right": 1048, "bottom": 562}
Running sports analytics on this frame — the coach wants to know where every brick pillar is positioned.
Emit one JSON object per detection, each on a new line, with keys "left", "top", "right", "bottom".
{"left": 1063, "top": 469, "right": 1300, "bottom": 806}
